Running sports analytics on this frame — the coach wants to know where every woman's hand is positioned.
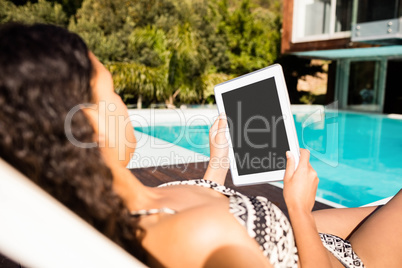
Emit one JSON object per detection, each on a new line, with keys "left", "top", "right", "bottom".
{"left": 283, "top": 149, "right": 334, "bottom": 268}
{"left": 203, "top": 114, "right": 230, "bottom": 184}
{"left": 283, "top": 149, "right": 319, "bottom": 213}
{"left": 209, "top": 113, "right": 229, "bottom": 162}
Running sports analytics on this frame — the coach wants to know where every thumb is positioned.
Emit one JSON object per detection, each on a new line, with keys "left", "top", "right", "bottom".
{"left": 283, "top": 151, "right": 295, "bottom": 181}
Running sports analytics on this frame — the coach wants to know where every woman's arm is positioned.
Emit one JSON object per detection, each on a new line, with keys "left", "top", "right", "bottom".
{"left": 283, "top": 149, "right": 333, "bottom": 268}
{"left": 203, "top": 114, "right": 230, "bottom": 185}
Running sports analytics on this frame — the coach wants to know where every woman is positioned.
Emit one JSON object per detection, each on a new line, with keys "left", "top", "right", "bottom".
{"left": 0, "top": 23, "right": 401, "bottom": 268}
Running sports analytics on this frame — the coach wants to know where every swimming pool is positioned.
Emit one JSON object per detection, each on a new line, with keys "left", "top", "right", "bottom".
{"left": 135, "top": 110, "right": 402, "bottom": 207}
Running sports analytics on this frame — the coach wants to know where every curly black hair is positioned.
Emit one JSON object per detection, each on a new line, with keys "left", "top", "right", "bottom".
{"left": 0, "top": 23, "right": 146, "bottom": 262}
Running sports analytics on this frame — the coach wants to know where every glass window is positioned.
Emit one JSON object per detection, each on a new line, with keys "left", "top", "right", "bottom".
{"left": 304, "top": 0, "right": 331, "bottom": 36}
{"left": 335, "top": 0, "right": 353, "bottom": 32}
{"left": 348, "top": 61, "right": 380, "bottom": 109}
{"left": 294, "top": 0, "right": 331, "bottom": 39}
{"left": 357, "top": 0, "right": 401, "bottom": 23}
{"left": 293, "top": 0, "right": 352, "bottom": 41}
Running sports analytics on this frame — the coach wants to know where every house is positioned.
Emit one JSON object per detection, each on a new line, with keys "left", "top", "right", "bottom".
{"left": 282, "top": 0, "right": 402, "bottom": 114}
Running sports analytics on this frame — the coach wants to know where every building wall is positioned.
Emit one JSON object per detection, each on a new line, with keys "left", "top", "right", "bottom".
{"left": 281, "top": 0, "right": 402, "bottom": 114}
{"left": 281, "top": 0, "right": 372, "bottom": 54}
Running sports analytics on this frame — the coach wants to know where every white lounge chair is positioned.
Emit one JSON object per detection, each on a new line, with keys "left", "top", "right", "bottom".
{"left": 0, "top": 158, "right": 146, "bottom": 268}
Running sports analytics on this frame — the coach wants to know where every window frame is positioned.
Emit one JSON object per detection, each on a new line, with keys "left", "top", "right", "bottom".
{"left": 292, "top": 0, "right": 352, "bottom": 43}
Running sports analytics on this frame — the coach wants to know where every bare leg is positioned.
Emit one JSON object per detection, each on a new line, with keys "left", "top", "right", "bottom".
{"left": 348, "top": 189, "right": 402, "bottom": 267}
{"left": 313, "top": 206, "right": 378, "bottom": 239}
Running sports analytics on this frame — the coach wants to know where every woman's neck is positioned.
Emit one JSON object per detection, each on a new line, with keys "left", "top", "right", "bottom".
{"left": 107, "top": 161, "right": 160, "bottom": 212}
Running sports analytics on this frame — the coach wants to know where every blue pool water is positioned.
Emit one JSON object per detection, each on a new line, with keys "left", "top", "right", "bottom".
{"left": 135, "top": 111, "right": 402, "bottom": 207}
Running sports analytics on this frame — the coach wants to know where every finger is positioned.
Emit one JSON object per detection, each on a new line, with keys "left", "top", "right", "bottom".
{"left": 216, "top": 115, "right": 227, "bottom": 140}
{"left": 218, "top": 113, "right": 227, "bottom": 129}
{"left": 299, "top": 148, "right": 310, "bottom": 166}
{"left": 283, "top": 151, "right": 295, "bottom": 181}
{"left": 209, "top": 117, "right": 220, "bottom": 136}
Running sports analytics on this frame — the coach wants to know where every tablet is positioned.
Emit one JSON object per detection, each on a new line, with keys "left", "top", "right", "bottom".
{"left": 214, "top": 64, "right": 300, "bottom": 186}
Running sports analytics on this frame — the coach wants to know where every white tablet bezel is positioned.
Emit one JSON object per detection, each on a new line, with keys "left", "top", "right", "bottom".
{"left": 214, "top": 64, "right": 300, "bottom": 186}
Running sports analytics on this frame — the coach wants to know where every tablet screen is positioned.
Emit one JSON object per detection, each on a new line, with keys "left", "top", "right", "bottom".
{"left": 222, "top": 77, "right": 289, "bottom": 175}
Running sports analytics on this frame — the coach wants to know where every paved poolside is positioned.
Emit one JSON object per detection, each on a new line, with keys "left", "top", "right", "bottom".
{"left": 126, "top": 130, "right": 209, "bottom": 169}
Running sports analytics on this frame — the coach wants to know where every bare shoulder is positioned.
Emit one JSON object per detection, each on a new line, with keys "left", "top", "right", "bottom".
{"left": 141, "top": 204, "right": 272, "bottom": 267}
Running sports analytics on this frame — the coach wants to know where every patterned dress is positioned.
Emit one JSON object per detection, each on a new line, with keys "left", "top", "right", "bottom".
{"left": 159, "top": 179, "right": 299, "bottom": 268}
{"left": 319, "top": 233, "right": 365, "bottom": 267}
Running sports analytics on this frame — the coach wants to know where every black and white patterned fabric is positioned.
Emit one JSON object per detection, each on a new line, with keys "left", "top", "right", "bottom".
{"left": 319, "top": 233, "right": 365, "bottom": 268}
{"left": 159, "top": 179, "right": 298, "bottom": 268}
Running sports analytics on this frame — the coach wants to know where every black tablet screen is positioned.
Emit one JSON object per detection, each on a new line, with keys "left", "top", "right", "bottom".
{"left": 222, "top": 77, "right": 289, "bottom": 175}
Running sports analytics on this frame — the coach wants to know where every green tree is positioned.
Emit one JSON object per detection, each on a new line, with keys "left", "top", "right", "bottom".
{"left": 1, "top": 0, "right": 283, "bottom": 107}
{"left": 0, "top": 0, "right": 67, "bottom": 26}
{"left": 68, "top": 0, "right": 135, "bottom": 62}
{"left": 163, "top": 23, "right": 209, "bottom": 106}
{"left": 107, "top": 62, "right": 165, "bottom": 109}
{"left": 127, "top": 26, "right": 168, "bottom": 68}
{"left": 50, "top": 0, "right": 83, "bottom": 18}
{"left": 8, "top": 0, "right": 83, "bottom": 17}
{"left": 70, "top": 0, "right": 214, "bottom": 106}
{"left": 216, "top": 0, "right": 282, "bottom": 75}
{"left": 130, "top": 0, "right": 181, "bottom": 32}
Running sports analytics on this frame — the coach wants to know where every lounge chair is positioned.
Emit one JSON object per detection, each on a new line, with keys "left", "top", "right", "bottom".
{"left": 0, "top": 158, "right": 146, "bottom": 268}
